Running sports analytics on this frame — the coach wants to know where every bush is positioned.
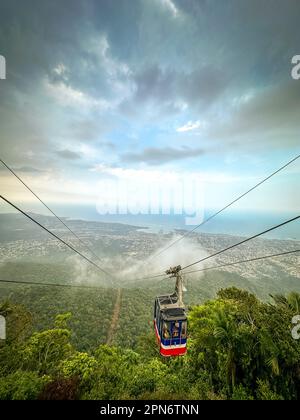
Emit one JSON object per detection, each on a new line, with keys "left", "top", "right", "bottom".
{"left": 38, "top": 377, "right": 79, "bottom": 400}
{"left": 60, "top": 352, "right": 97, "bottom": 381}
{"left": 256, "top": 380, "right": 284, "bottom": 400}
{"left": 0, "top": 371, "right": 50, "bottom": 400}
{"left": 231, "top": 385, "right": 254, "bottom": 400}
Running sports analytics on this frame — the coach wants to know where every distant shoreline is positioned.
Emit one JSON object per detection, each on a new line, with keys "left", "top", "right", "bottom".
{"left": 0, "top": 211, "right": 299, "bottom": 242}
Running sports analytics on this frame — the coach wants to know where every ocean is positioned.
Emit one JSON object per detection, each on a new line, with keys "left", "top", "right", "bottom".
{"left": 3, "top": 203, "right": 299, "bottom": 240}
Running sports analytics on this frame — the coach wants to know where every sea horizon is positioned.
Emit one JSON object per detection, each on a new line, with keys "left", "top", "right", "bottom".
{"left": 1, "top": 203, "right": 299, "bottom": 241}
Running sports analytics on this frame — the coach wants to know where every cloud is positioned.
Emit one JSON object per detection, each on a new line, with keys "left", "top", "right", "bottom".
{"left": 159, "top": 0, "right": 180, "bottom": 18}
{"left": 91, "top": 163, "right": 237, "bottom": 184}
{"left": 121, "top": 146, "right": 204, "bottom": 165}
{"left": 0, "top": 0, "right": 300, "bottom": 187}
{"left": 44, "top": 77, "right": 111, "bottom": 110}
{"left": 176, "top": 120, "right": 202, "bottom": 132}
{"left": 118, "top": 64, "right": 229, "bottom": 120}
{"left": 55, "top": 149, "right": 81, "bottom": 160}
{"left": 0, "top": 165, "right": 44, "bottom": 174}
{"left": 13, "top": 166, "right": 45, "bottom": 174}
{"left": 70, "top": 118, "right": 116, "bottom": 144}
{"left": 119, "top": 236, "right": 208, "bottom": 285}
{"left": 208, "top": 81, "right": 300, "bottom": 148}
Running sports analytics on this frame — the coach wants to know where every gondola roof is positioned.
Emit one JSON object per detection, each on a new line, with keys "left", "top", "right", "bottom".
{"left": 161, "top": 307, "right": 187, "bottom": 321}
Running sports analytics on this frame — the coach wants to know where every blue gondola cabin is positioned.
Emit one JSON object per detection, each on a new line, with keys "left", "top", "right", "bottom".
{"left": 154, "top": 293, "right": 187, "bottom": 357}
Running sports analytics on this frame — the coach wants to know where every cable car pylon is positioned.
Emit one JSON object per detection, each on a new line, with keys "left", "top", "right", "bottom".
{"left": 166, "top": 265, "right": 184, "bottom": 308}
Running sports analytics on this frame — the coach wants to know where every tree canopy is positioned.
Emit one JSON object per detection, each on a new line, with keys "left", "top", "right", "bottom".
{"left": 0, "top": 287, "right": 300, "bottom": 400}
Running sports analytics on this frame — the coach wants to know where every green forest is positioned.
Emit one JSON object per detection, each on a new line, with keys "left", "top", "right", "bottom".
{"left": 1, "top": 287, "right": 300, "bottom": 400}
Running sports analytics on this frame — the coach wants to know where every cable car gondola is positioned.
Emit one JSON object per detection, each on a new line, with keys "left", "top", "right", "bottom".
{"left": 153, "top": 265, "right": 187, "bottom": 357}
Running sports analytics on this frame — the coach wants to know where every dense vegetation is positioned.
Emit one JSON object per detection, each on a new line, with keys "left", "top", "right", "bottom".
{"left": 1, "top": 287, "right": 300, "bottom": 400}
{"left": 2, "top": 256, "right": 300, "bottom": 352}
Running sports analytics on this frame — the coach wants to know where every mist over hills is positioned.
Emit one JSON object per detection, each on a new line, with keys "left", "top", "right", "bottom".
{"left": 0, "top": 211, "right": 299, "bottom": 350}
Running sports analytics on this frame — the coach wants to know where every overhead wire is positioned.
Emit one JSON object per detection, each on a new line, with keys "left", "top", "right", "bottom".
{"left": 1, "top": 157, "right": 299, "bottom": 285}
{"left": 181, "top": 215, "right": 300, "bottom": 271}
{"left": 1, "top": 249, "right": 299, "bottom": 290}
{"left": 147, "top": 154, "right": 300, "bottom": 262}
{"left": 0, "top": 158, "right": 108, "bottom": 268}
{"left": 132, "top": 215, "right": 300, "bottom": 281}
{"left": 0, "top": 194, "right": 115, "bottom": 280}
{"left": 183, "top": 248, "right": 300, "bottom": 275}
{"left": 0, "top": 278, "right": 105, "bottom": 289}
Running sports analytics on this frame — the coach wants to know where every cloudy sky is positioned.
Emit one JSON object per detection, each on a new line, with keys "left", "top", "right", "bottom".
{"left": 0, "top": 0, "right": 299, "bottom": 217}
